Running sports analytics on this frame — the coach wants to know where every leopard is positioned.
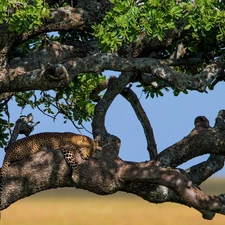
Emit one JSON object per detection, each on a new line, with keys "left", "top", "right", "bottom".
{"left": 0, "top": 132, "right": 99, "bottom": 194}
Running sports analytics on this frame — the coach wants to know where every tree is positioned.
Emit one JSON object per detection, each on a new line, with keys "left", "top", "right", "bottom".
{"left": 0, "top": 0, "right": 225, "bottom": 220}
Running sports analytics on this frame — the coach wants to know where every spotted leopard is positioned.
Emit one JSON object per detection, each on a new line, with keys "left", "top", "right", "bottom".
{"left": 0, "top": 132, "right": 98, "bottom": 188}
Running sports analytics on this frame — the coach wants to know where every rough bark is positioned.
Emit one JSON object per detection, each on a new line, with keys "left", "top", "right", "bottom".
{"left": 1, "top": 53, "right": 223, "bottom": 94}
{"left": 2, "top": 82, "right": 225, "bottom": 220}
{"left": 1, "top": 116, "right": 225, "bottom": 220}
{"left": 1, "top": 0, "right": 225, "bottom": 221}
{"left": 120, "top": 85, "right": 157, "bottom": 159}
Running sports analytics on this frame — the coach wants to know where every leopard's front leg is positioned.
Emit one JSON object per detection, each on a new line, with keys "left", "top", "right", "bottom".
{"left": 61, "top": 147, "right": 80, "bottom": 184}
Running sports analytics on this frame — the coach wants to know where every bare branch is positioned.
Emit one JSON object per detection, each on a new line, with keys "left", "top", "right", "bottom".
{"left": 121, "top": 86, "right": 157, "bottom": 159}
{"left": 1, "top": 53, "right": 223, "bottom": 94}
{"left": 184, "top": 112, "right": 225, "bottom": 184}
{"left": 155, "top": 116, "right": 225, "bottom": 168}
{"left": 7, "top": 114, "right": 40, "bottom": 147}
{"left": 186, "top": 154, "right": 225, "bottom": 185}
{"left": 90, "top": 76, "right": 158, "bottom": 158}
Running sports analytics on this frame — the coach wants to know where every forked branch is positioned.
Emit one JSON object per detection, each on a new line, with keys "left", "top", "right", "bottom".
{"left": 155, "top": 117, "right": 225, "bottom": 168}
{"left": 91, "top": 76, "right": 158, "bottom": 159}
{"left": 120, "top": 161, "right": 225, "bottom": 216}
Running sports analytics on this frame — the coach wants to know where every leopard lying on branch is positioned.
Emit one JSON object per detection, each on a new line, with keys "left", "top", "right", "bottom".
{"left": 0, "top": 132, "right": 99, "bottom": 192}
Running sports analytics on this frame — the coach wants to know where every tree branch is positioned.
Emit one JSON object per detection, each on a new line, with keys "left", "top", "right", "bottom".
{"left": 120, "top": 161, "right": 225, "bottom": 216}
{"left": 7, "top": 113, "right": 40, "bottom": 146}
{"left": 92, "top": 74, "right": 131, "bottom": 139}
{"left": 90, "top": 78, "right": 110, "bottom": 102}
{"left": 121, "top": 86, "right": 157, "bottom": 159}
{"left": 155, "top": 116, "right": 225, "bottom": 168}
{"left": 0, "top": 6, "right": 90, "bottom": 64}
{"left": 1, "top": 149, "right": 225, "bottom": 219}
{"left": 2, "top": 112, "right": 225, "bottom": 218}
{"left": 90, "top": 77, "right": 158, "bottom": 159}
{"left": 1, "top": 53, "right": 223, "bottom": 94}
{"left": 186, "top": 154, "right": 225, "bottom": 185}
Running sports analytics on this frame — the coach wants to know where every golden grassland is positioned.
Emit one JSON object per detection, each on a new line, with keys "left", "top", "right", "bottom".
{"left": 1, "top": 178, "right": 225, "bottom": 225}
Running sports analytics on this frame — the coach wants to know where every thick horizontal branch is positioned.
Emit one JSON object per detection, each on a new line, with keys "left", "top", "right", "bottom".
{"left": 2, "top": 148, "right": 225, "bottom": 219}
{"left": 1, "top": 112, "right": 225, "bottom": 217}
{"left": 64, "top": 55, "right": 221, "bottom": 93}
{"left": 1, "top": 52, "right": 223, "bottom": 94}
{"left": 1, "top": 148, "right": 121, "bottom": 210}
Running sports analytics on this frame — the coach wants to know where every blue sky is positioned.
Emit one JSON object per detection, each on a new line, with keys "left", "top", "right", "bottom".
{"left": 2, "top": 71, "right": 225, "bottom": 176}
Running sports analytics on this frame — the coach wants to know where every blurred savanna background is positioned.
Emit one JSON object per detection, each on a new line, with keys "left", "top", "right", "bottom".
{"left": 1, "top": 178, "right": 224, "bottom": 225}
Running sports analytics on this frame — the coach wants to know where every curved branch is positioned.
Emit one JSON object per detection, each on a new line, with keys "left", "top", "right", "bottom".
{"left": 187, "top": 154, "right": 225, "bottom": 185}
{"left": 92, "top": 74, "right": 131, "bottom": 139}
{"left": 1, "top": 1, "right": 113, "bottom": 63}
{"left": 121, "top": 87, "right": 157, "bottom": 159}
{"left": 0, "top": 6, "right": 89, "bottom": 64}
{"left": 90, "top": 79, "right": 158, "bottom": 158}
{"left": 22, "top": 6, "right": 88, "bottom": 40}
{"left": 155, "top": 119, "right": 225, "bottom": 168}
{"left": 124, "top": 182, "right": 216, "bottom": 220}
{"left": 183, "top": 111, "right": 225, "bottom": 184}
{"left": 120, "top": 161, "right": 225, "bottom": 216}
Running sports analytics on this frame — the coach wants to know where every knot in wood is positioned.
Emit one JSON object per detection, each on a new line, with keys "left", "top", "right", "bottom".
{"left": 194, "top": 116, "right": 209, "bottom": 129}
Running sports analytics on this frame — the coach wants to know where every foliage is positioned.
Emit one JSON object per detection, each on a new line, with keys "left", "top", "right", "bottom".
{"left": 55, "top": 73, "right": 106, "bottom": 125}
{"left": 0, "top": 0, "right": 50, "bottom": 34}
{"left": 1, "top": 0, "right": 225, "bottom": 146}
{"left": 0, "top": 101, "right": 14, "bottom": 148}
{"left": 14, "top": 73, "right": 105, "bottom": 126}
{"left": 93, "top": 0, "right": 225, "bottom": 53}
{"left": 93, "top": 0, "right": 225, "bottom": 99}
{"left": 0, "top": 118, "right": 11, "bottom": 148}
{"left": 0, "top": 9, "right": 106, "bottom": 145}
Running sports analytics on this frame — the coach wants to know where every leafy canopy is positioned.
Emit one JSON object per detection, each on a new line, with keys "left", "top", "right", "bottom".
{"left": 1, "top": 0, "right": 225, "bottom": 146}
{"left": 0, "top": 0, "right": 50, "bottom": 34}
{"left": 0, "top": 0, "right": 106, "bottom": 146}
{"left": 93, "top": 0, "right": 225, "bottom": 97}
{"left": 93, "top": 0, "right": 225, "bottom": 52}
